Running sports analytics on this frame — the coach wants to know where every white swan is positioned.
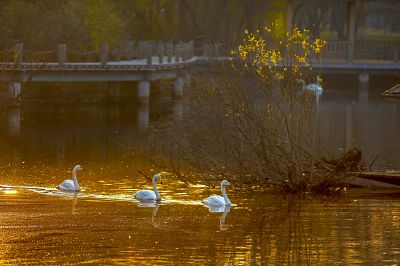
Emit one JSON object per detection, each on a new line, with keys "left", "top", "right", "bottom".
{"left": 202, "top": 180, "right": 232, "bottom": 206}
{"left": 134, "top": 173, "right": 162, "bottom": 201}
{"left": 57, "top": 165, "right": 84, "bottom": 191}
{"left": 301, "top": 76, "right": 323, "bottom": 96}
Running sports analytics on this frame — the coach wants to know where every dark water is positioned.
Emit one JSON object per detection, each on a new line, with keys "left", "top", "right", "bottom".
{"left": 0, "top": 81, "right": 400, "bottom": 265}
{"left": 317, "top": 82, "right": 400, "bottom": 169}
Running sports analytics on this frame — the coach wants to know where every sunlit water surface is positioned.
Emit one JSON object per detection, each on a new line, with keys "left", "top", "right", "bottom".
{"left": 0, "top": 81, "right": 400, "bottom": 265}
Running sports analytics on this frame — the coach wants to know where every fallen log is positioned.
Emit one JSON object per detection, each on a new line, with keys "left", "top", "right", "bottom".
{"left": 348, "top": 171, "right": 400, "bottom": 187}
{"left": 382, "top": 84, "right": 400, "bottom": 98}
{"left": 321, "top": 147, "right": 362, "bottom": 172}
{"left": 320, "top": 149, "right": 400, "bottom": 189}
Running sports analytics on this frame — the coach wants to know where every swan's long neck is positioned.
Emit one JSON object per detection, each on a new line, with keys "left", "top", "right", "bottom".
{"left": 153, "top": 178, "right": 161, "bottom": 200}
{"left": 72, "top": 169, "right": 80, "bottom": 190}
{"left": 221, "top": 185, "right": 231, "bottom": 206}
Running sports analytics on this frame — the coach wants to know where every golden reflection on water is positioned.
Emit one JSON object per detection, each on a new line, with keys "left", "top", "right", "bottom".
{"left": 0, "top": 187, "right": 18, "bottom": 195}
{"left": 0, "top": 158, "right": 400, "bottom": 264}
{"left": 0, "top": 173, "right": 400, "bottom": 265}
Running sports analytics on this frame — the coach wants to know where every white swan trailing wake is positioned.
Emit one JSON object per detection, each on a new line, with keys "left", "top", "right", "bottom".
{"left": 57, "top": 165, "right": 84, "bottom": 191}
{"left": 134, "top": 173, "right": 162, "bottom": 201}
{"left": 202, "top": 180, "right": 232, "bottom": 207}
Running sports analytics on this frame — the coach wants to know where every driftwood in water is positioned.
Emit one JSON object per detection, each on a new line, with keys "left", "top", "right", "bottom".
{"left": 321, "top": 148, "right": 362, "bottom": 172}
{"left": 348, "top": 171, "right": 400, "bottom": 187}
{"left": 309, "top": 148, "right": 363, "bottom": 194}
{"left": 382, "top": 84, "right": 400, "bottom": 98}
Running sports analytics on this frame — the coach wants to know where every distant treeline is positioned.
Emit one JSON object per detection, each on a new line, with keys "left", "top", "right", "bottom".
{"left": 0, "top": 0, "right": 288, "bottom": 51}
{"left": 0, "top": 0, "right": 399, "bottom": 51}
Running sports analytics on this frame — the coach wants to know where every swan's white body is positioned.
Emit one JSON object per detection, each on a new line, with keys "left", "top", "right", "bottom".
{"left": 203, "top": 180, "right": 232, "bottom": 207}
{"left": 134, "top": 173, "right": 162, "bottom": 201}
{"left": 206, "top": 204, "right": 231, "bottom": 213}
{"left": 57, "top": 165, "right": 84, "bottom": 191}
{"left": 301, "top": 76, "right": 323, "bottom": 97}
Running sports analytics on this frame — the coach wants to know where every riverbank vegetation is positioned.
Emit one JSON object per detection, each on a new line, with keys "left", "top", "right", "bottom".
{"left": 150, "top": 26, "right": 364, "bottom": 194}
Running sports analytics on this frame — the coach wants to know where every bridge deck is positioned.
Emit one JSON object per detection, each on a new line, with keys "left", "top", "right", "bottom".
{"left": 0, "top": 56, "right": 200, "bottom": 71}
{"left": 316, "top": 59, "right": 400, "bottom": 73}
{"left": 0, "top": 56, "right": 398, "bottom": 82}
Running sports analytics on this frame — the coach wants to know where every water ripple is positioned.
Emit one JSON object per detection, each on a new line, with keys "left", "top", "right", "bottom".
{"left": 0, "top": 184, "right": 204, "bottom": 206}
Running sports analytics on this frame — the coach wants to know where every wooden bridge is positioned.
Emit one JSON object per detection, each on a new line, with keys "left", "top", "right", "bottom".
{"left": 1, "top": 39, "right": 399, "bottom": 78}
{"left": 0, "top": 41, "right": 224, "bottom": 103}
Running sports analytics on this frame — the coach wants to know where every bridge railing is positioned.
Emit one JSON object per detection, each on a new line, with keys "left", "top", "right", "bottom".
{"left": 323, "top": 41, "right": 350, "bottom": 60}
{"left": 355, "top": 40, "right": 400, "bottom": 61}
{"left": 0, "top": 40, "right": 214, "bottom": 65}
{"left": 1, "top": 40, "right": 397, "bottom": 66}
{"left": 322, "top": 40, "right": 400, "bottom": 62}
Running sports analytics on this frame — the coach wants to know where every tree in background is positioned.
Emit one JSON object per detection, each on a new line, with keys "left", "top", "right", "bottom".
{"left": 0, "top": 0, "right": 283, "bottom": 49}
{"left": 0, "top": 0, "right": 398, "bottom": 51}
{"left": 76, "top": 0, "right": 124, "bottom": 49}
{"left": 0, "top": 0, "right": 82, "bottom": 49}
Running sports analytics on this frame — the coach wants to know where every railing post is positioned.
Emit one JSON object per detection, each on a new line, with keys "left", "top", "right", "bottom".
{"left": 394, "top": 48, "right": 399, "bottom": 63}
{"left": 100, "top": 43, "right": 109, "bottom": 65}
{"left": 214, "top": 44, "right": 219, "bottom": 59}
{"left": 180, "top": 43, "right": 184, "bottom": 62}
{"left": 173, "top": 42, "right": 177, "bottom": 63}
{"left": 166, "top": 42, "right": 173, "bottom": 63}
{"left": 174, "top": 43, "right": 179, "bottom": 62}
{"left": 57, "top": 43, "right": 67, "bottom": 65}
{"left": 185, "top": 43, "right": 190, "bottom": 61}
{"left": 137, "top": 41, "right": 144, "bottom": 59}
{"left": 347, "top": 41, "right": 354, "bottom": 62}
{"left": 189, "top": 41, "right": 194, "bottom": 58}
{"left": 115, "top": 44, "right": 121, "bottom": 62}
{"left": 182, "top": 43, "right": 187, "bottom": 62}
{"left": 206, "top": 44, "right": 212, "bottom": 58}
{"left": 146, "top": 43, "right": 152, "bottom": 65}
{"left": 203, "top": 43, "right": 208, "bottom": 58}
{"left": 127, "top": 41, "right": 134, "bottom": 60}
{"left": 177, "top": 42, "right": 183, "bottom": 62}
{"left": 14, "top": 42, "right": 23, "bottom": 64}
{"left": 158, "top": 41, "right": 164, "bottom": 64}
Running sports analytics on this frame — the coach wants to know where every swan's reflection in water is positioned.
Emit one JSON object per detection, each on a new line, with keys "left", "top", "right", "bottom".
{"left": 69, "top": 193, "right": 79, "bottom": 214}
{"left": 0, "top": 186, "right": 18, "bottom": 195}
{"left": 205, "top": 205, "right": 231, "bottom": 231}
{"left": 135, "top": 200, "right": 160, "bottom": 227}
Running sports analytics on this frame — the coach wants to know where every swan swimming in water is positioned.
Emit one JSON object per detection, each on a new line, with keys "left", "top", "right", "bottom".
{"left": 300, "top": 76, "right": 323, "bottom": 97}
{"left": 202, "top": 180, "right": 232, "bottom": 207}
{"left": 57, "top": 165, "right": 84, "bottom": 191}
{"left": 134, "top": 173, "right": 162, "bottom": 201}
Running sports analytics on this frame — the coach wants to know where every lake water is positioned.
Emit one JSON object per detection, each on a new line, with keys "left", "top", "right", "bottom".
{"left": 0, "top": 79, "right": 400, "bottom": 265}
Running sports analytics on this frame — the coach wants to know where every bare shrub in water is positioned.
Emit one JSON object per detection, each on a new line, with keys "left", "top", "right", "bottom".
{"left": 151, "top": 27, "right": 359, "bottom": 193}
